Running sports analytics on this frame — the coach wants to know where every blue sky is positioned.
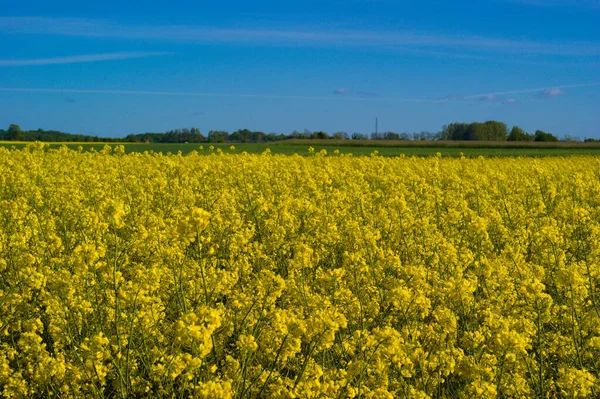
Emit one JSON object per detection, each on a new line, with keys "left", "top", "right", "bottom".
{"left": 1, "top": 0, "right": 599, "bottom": 138}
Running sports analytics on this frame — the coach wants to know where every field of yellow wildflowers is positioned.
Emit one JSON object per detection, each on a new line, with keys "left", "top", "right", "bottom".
{"left": 2, "top": 144, "right": 600, "bottom": 397}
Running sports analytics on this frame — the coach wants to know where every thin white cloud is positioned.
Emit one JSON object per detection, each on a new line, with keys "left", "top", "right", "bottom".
{"left": 334, "top": 88, "right": 353, "bottom": 95}
{"left": 463, "top": 82, "right": 600, "bottom": 99}
{"left": 540, "top": 87, "right": 565, "bottom": 98}
{"left": 437, "top": 95, "right": 462, "bottom": 101}
{"left": 502, "top": 98, "right": 519, "bottom": 104}
{"left": 0, "top": 87, "right": 440, "bottom": 103}
{"left": 0, "top": 52, "right": 170, "bottom": 66}
{"left": 1, "top": 16, "right": 599, "bottom": 57}
{"left": 0, "top": 82, "right": 595, "bottom": 104}
{"left": 478, "top": 94, "right": 499, "bottom": 102}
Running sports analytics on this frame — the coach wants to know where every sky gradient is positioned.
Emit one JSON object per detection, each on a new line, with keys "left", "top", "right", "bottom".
{"left": 1, "top": 0, "right": 599, "bottom": 138}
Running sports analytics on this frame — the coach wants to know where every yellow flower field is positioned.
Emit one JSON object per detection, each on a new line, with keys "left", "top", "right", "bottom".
{"left": 2, "top": 144, "right": 600, "bottom": 398}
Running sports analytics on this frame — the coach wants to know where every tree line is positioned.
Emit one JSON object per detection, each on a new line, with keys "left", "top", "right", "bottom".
{"left": 0, "top": 124, "right": 115, "bottom": 142}
{"left": 1, "top": 122, "right": 586, "bottom": 143}
{"left": 441, "top": 122, "right": 564, "bottom": 142}
{"left": 124, "top": 128, "right": 290, "bottom": 143}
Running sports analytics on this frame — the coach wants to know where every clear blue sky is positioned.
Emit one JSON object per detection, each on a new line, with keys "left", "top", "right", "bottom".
{"left": 1, "top": 0, "right": 599, "bottom": 138}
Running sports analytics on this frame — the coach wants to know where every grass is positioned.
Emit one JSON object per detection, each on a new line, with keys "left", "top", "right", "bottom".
{"left": 284, "top": 139, "right": 600, "bottom": 149}
{"left": 2, "top": 140, "right": 600, "bottom": 157}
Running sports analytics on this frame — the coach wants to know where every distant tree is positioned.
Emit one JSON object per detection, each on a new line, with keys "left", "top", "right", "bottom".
{"left": 227, "top": 129, "right": 267, "bottom": 142}
{"left": 416, "top": 131, "right": 438, "bottom": 141}
{"left": 8, "top": 124, "right": 24, "bottom": 141}
{"left": 289, "top": 130, "right": 304, "bottom": 139}
{"left": 252, "top": 131, "right": 265, "bottom": 142}
{"left": 265, "top": 132, "right": 286, "bottom": 142}
{"left": 208, "top": 130, "right": 228, "bottom": 143}
{"left": 352, "top": 133, "right": 368, "bottom": 140}
{"left": 534, "top": 130, "right": 558, "bottom": 142}
{"left": 191, "top": 128, "right": 206, "bottom": 142}
{"left": 332, "top": 132, "right": 348, "bottom": 140}
{"left": 441, "top": 123, "right": 470, "bottom": 140}
{"left": 229, "top": 129, "right": 248, "bottom": 142}
{"left": 464, "top": 121, "right": 507, "bottom": 141}
{"left": 464, "top": 123, "right": 480, "bottom": 140}
{"left": 431, "top": 131, "right": 443, "bottom": 141}
{"left": 310, "top": 131, "right": 328, "bottom": 140}
{"left": 483, "top": 121, "right": 508, "bottom": 141}
{"left": 508, "top": 126, "right": 527, "bottom": 141}
{"left": 561, "top": 134, "right": 580, "bottom": 142}
{"left": 442, "top": 121, "right": 507, "bottom": 141}
{"left": 383, "top": 132, "right": 400, "bottom": 140}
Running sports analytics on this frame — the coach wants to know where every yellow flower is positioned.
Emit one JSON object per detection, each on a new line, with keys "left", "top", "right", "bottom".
{"left": 237, "top": 334, "right": 258, "bottom": 352}
{"left": 1, "top": 147, "right": 599, "bottom": 397}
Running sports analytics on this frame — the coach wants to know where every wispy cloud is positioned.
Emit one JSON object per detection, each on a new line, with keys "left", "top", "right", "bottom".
{"left": 464, "top": 82, "right": 600, "bottom": 99}
{"left": 334, "top": 88, "right": 353, "bottom": 95}
{"left": 540, "top": 87, "right": 565, "bottom": 98}
{"left": 0, "top": 81, "right": 595, "bottom": 104}
{"left": 0, "top": 52, "right": 169, "bottom": 66}
{"left": 478, "top": 94, "right": 499, "bottom": 102}
{"left": 1, "top": 16, "right": 599, "bottom": 57}
{"left": 0, "top": 87, "right": 439, "bottom": 103}
{"left": 437, "top": 95, "right": 462, "bottom": 101}
{"left": 333, "top": 88, "right": 378, "bottom": 97}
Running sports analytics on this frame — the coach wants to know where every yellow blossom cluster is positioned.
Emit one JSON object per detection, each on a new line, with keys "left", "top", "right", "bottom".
{"left": 2, "top": 144, "right": 600, "bottom": 397}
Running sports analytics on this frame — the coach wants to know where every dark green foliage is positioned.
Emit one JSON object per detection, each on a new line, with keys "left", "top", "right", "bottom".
{"left": 331, "top": 132, "right": 348, "bottom": 140}
{"left": 125, "top": 128, "right": 206, "bottom": 143}
{"left": 534, "top": 130, "right": 559, "bottom": 142}
{"left": 8, "top": 124, "right": 24, "bottom": 141}
{"left": 507, "top": 126, "right": 534, "bottom": 141}
{"left": 0, "top": 125, "right": 111, "bottom": 142}
{"left": 562, "top": 135, "right": 580, "bottom": 142}
{"left": 442, "top": 121, "right": 507, "bottom": 141}
{"left": 1, "top": 122, "right": 581, "bottom": 145}
{"left": 229, "top": 129, "right": 284, "bottom": 142}
{"left": 310, "top": 131, "right": 328, "bottom": 140}
{"left": 441, "top": 123, "right": 470, "bottom": 140}
{"left": 207, "top": 130, "right": 229, "bottom": 143}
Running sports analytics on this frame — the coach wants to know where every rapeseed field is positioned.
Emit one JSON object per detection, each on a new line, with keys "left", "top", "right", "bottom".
{"left": 1, "top": 144, "right": 600, "bottom": 398}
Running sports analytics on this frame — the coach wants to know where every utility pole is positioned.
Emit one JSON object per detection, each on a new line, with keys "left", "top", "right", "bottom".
{"left": 375, "top": 117, "right": 378, "bottom": 136}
